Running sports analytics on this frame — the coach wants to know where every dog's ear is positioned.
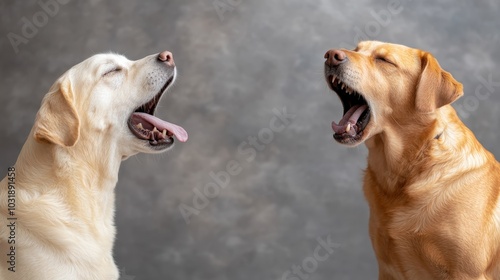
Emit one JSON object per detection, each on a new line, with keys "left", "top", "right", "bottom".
{"left": 33, "top": 75, "right": 80, "bottom": 147}
{"left": 415, "top": 52, "right": 463, "bottom": 113}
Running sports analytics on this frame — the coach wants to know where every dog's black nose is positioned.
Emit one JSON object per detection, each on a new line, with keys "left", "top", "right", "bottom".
{"left": 324, "top": 49, "right": 347, "bottom": 66}
{"left": 158, "top": 50, "right": 175, "bottom": 67}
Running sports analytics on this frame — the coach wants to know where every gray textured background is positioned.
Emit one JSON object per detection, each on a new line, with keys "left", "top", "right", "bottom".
{"left": 1, "top": 0, "right": 500, "bottom": 279}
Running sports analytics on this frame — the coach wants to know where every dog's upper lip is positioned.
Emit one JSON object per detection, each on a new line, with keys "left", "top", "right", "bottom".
{"left": 134, "top": 76, "right": 174, "bottom": 116}
{"left": 128, "top": 76, "right": 188, "bottom": 144}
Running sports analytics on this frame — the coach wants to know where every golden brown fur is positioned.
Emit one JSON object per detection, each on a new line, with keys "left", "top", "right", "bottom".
{"left": 324, "top": 41, "right": 500, "bottom": 279}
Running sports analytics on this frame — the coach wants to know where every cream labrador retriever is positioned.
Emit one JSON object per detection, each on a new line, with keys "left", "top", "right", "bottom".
{"left": 324, "top": 41, "right": 500, "bottom": 279}
{"left": 0, "top": 50, "right": 188, "bottom": 280}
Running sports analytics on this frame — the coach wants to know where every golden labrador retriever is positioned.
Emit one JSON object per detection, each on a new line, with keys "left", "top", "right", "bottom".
{"left": 324, "top": 41, "right": 500, "bottom": 279}
{"left": 0, "top": 50, "right": 188, "bottom": 280}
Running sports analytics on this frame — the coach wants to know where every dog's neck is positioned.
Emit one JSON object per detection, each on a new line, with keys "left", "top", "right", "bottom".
{"left": 18, "top": 131, "right": 122, "bottom": 189}
{"left": 15, "top": 128, "right": 123, "bottom": 230}
{"left": 364, "top": 105, "right": 487, "bottom": 194}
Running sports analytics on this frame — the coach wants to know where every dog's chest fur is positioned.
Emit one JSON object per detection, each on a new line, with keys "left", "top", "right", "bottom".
{"left": 363, "top": 160, "right": 500, "bottom": 279}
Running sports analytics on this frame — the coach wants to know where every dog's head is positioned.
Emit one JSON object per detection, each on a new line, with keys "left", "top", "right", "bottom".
{"left": 323, "top": 41, "right": 463, "bottom": 146}
{"left": 33, "top": 50, "right": 188, "bottom": 157}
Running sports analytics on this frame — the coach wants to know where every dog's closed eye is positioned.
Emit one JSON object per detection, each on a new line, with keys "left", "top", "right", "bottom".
{"left": 375, "top": 56, "right": 396, "bottom": 66}
{"left": 103, "top": 67, "right": 122, "bottom": 77}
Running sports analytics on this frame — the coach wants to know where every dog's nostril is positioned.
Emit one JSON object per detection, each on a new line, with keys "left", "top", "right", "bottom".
{"left": 325, "top": 49, "right": 347, "bottom": 66}
{"left": 158, "top": 51, "right": 171, "bottom": 60}
{"left": 158, "top": 50, "right": 175, "bottom": 66}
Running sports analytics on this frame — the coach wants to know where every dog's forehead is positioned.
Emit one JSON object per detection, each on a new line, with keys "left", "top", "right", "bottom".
{"left": 355, "top": 41, "right": 382, "bottom": 51}
{"left": 356, "top": 41, "right": 418, "bottom": 55}
{"left": 73, "top": 53, "right": 131, "bottom": 72}
{"left": 89, "top": 53, "right": 130, "bottom": 67}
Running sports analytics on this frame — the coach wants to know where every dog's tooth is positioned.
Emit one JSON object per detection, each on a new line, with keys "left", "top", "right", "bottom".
{"left": 331, "top": 75, "right": 337, "bottom": 83}
{"left": 152, "top": 127, "right": 159, "bottom": 133}
{"left": 136, "top": 123, "right": 143, "bottom": 129}
{"left": 346, "top": 123, "right": 351, "bottom": 132}
{"left": 162, "top": 130, "right": 166, "bottom": 137}
{"left": 347, "top": 127, "right": 356, "bottom": 136}
{"left": 341, "top": 83, "right": 345, "bottom": 90}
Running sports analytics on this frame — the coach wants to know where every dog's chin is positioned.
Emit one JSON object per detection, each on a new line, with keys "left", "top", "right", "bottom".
{"left": 136, "top": 138, "right": 174, "bottom": 154}
{"left": 332, "top": 108, "right": 372, "bottom": 146}
{"left": 333, "top": 123, "right": 372, "bottom": 146}
{"left": 120, "top": 136, "right": 173, "bottom": 159}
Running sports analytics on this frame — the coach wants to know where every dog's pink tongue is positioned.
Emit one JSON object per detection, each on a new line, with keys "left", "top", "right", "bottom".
{"left": 132, "top": 112, "right": 188, "bottom": 142}
{"left": 332, "top": 105, "right": 367, "bottom": 135}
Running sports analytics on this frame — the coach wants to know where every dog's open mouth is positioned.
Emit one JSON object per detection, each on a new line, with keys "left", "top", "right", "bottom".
{"left": 327, "top": 75, "right": 371, "bottom": 143}
{"left": 127, "top": 77, "right": 188, "bottom": 146}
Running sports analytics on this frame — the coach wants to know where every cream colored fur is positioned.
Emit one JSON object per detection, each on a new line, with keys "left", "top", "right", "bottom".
{"left": 0, "top": 51, "right": 179, "bottom": 280}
